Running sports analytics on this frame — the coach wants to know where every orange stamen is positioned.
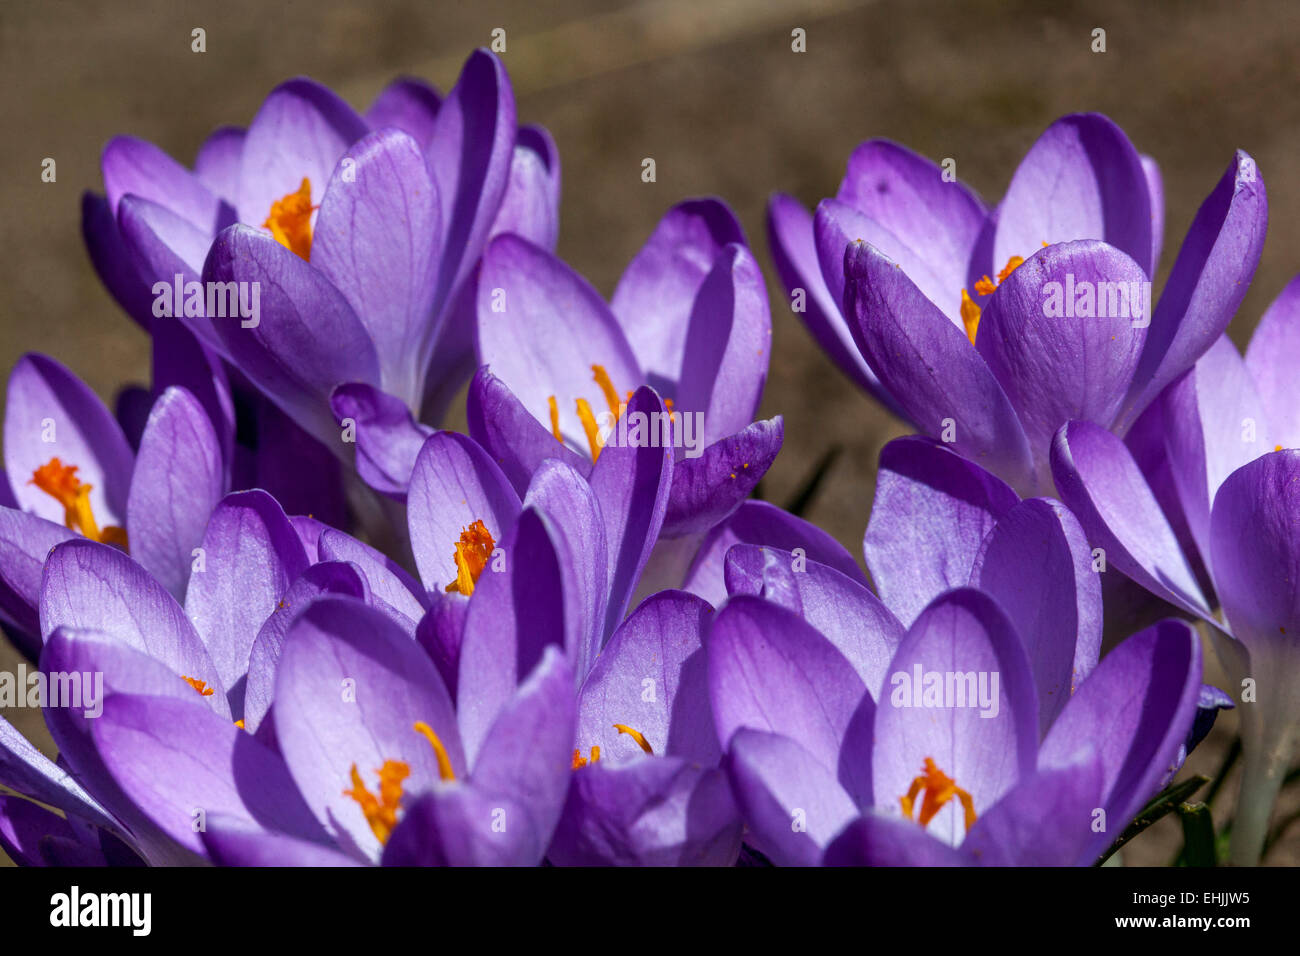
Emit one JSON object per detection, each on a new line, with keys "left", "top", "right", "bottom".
{"left": 613, "top": 723, "right": 653, "bottom": 754}
{"left": 899, "top": 757, "right": 977, "bottom": 833}
{"left": 962, "top": 254, "right": 1029, "bottom": 346}
{"left": 571, "top": 745, "right": 601, "bottom": 769}
{"left": 576, "top": 398, "right": 603, "bottom": 461}
{"left": 444, "top": 520, "right": 495, "bottom": 596}
{"left": 592, "top": 365, "right": 621, "bottom": 419}
{"left": 344, "top": 760, "right": 409, "bottom": 845}
{"left": 29, "top": 458, "right": 128, "bottom": 548}
{"left": 413, "top": 721, "right": 456, "bottom": 782}
{"left": 262, "top": 177, "right": 317, "bottom": 260}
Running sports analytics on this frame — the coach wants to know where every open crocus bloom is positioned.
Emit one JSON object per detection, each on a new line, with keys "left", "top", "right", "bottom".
{"left": 89, "top": 49, "right": 558, "bottom": 462}
{"left": 468, "top": 198, "right": 783, "bottom": 539}
{"left": 0, "top": 354, "right": 229, "bottom": 655}
{"left": 708, "top": 589, "right": 1201, "bottom": 866}
{"left": 1049, "top": 277, "right": 1300, "bottom": 862}
{"left": 770, "top": 113, "right": 1266, "bottom": 493}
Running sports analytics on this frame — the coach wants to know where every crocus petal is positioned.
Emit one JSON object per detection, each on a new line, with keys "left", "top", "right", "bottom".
{"left": 550, "top": 758, "right": 741, "bottom": 866}
{"left": 822, "top": 813, "right": 969, "bottom": 866}
{"left": 125, "top": 387, "right": 224, "bottom": 602}
{"left": 183, "top": 490, "right": 310, "bottom": 700}
{"left": 1122, "top": 151, "right": 1267, "bottom": 423}
{"left": 317, "top": 528, "right": 427, "bottom": 625}
{"left": 5, "top": 353, "right": 134, "bottom": 527}
{"left": 589, "top": 387, "right": 673, "bottom": 638}
{"left": 251, "top": 397, "right": 348, "bottom": 529}
{"left": 426, "top": 49, "right": 517, "bottom": 312}
{"left": 91, "top": 692, "right": 327, "bottom": 857}
{"left": 313, "top": 128, "right": 442, "bottom": 407}
{"left": 611, "top": 198, "right": 746, "bottom": 391}
{"left": 724, "top": 543, "right": 904, "bottom": 699}
{"left": 201, "top": 815, "right": 360, "bottom": 867}
{"left": 237, "top": 77, "right": 368, "bottom": 233}
{"left": 330, "top": 383, "right": 434, "bottom": 500}
{"left": 1141, "top": 154, "right": 1165, "bottom": 272}
{"left": 674, "top": 244, "right": 771, "bottom": 444}
{"left": 524, "top": 459, "right": 607, "bottom": 673}
{"left": 995, "top": 113, "right": 1152, "bottom": 276}
{"left": 1050, "top": 420, "right": 1210, "bottom": 617}
{"left": 102, "top": 135, "right": 232, "bottom": 235}
{"left": 835, "top": 139, "right": 988, "bottom": 321}
{"left": 193, "top": 126, "right": 246, "bottom": 209}
{"left": 843, "top": 240, "right": 1036, "bottom": 492}
{"left": 457, "top": 508, "right": 574, "bottom": 764}
{"left": 1244, "top": 275, "right": 1300, "bottom": 449}
{"left": 406, "top": 430, "right": 521, "bottom": 593}
{"left": 40, "top": 538, "right": 222, "bottom": 695}
{"left": 577, "top": 590, "right": 717, "bottom": 764}
{"left": 863, "top": 437, "right": 1019, "bottom": 628}
{"left": 365, "top": 77, "right": 441, "bottom": 149}
{"left": 380, "top": 784, "right": 530, "bottom": 866}
{"left": 465, "top": 645, "right": 576, "bottom": 864}
{"left": 969, "top": 497, "right": 1103, "bottom": 733}
{"left": 150, "top": 316, "right": 236, "bottom": 472}
{"left": 202, "top": 225, "right": 382, "bottom": 444}
{"left": 660, "top": 417, "right": 783, "bottom": 538}
{"left": 1039, "top": 618, "right": 1201, "bottom": 860}
{"left": 465, "top": 366, "right": 592, "bottom": 494}
{"left": 975, "top": 240, "right": 1148, "bottom": 473}
{"left": 724, "top": 728, "right": 859, "bottom": 866}
{"left": 1162, "top": 335, "right": 1270, "bottom": 561}
{"left": 416, "top": 594, "right": 469, "bottom": 702}
{"left": 81, "top": 192, "right": 153, "bottom": 330}
{"left": 0, "top": 794, "right": 87, "bottom": 867}
{"left": 489, "top": 125, "right": 561, "bottom": 251}
{"left": 709, "top": 596, "right": 872, "bottom": 801}
{"left": 477, "top": 233, "right": 642, "bottom": 447}
{"left": 960, "top": 756, "right": 1106, "bottom": 866}
{"left": 872, "top": 589, "right": 1039, "bottom": 847}
{"left": 766, "top": 193, "right": 891, "bottom": 400}
{"left": 0, "top": 507, "right": 74, "bottom": 651}
{"left": 0, "top": 712, "right": 116, "bottom": 833}
{"left": 683, "top": 499, "right": 868, "bottom": 607}
{"left": 242, "top": 561, "right": 371, "bottom": 735}
{"left": 273, "top": 596, "right": 461, "bottom": 861}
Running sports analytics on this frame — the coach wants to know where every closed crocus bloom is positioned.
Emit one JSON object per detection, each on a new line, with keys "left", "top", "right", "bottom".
{"left": 771, "top": 114, "right": 1266, "bottom": 494}
{"left": 1049, "top": 277, "right": 1300, "bottom": 865}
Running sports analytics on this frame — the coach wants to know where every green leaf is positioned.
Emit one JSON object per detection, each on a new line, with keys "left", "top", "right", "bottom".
{"left": 1094, "top": 775, "right": 1209, "bottom": 865}
{"left": 1175, "top": 802, "right": 1216, "bottom": 867}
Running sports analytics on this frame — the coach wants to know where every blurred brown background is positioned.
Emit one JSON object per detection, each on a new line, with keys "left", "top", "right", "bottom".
{"left": 2, "top": 0, "right": 1298, "bottom": 866}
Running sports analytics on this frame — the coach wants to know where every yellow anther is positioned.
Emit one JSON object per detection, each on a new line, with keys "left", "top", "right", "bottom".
{"left": 262, "top": 177, "right": 317, "bottom": 260}
{"left": 575, "top": 398, "right": 603, "bottom": 461}
{"left": 413, "top": 721, "right": 456, "bottom": 782}
{"left": 613, "top": 723, "right": 653, "bottom": 755}
{"left": 548, "top": 395, "right": 563, "bottom": 443}
{"left": 960, "top": 290, "right": 982, "bottom": 346}
{"left": 181, "top": 676, "right": 215, "bottom": 697}
{"left": 445, "top": 520, "right": 495, "bottom": 596}
{"left": 592, "top": 365, "right": 621, "bottom": 419}
{"left": 571, "top": 745, "right": 601, "bottom": 769}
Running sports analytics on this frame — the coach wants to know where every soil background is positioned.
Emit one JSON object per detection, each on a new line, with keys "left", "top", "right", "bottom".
{"left": 2, "top": 0, "right": 1298, "bottom": 866}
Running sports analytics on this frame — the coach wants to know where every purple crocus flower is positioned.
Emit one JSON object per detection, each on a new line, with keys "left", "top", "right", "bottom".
{"left": 88, "top": 50, "right": 556, "bottom": 469}
{"left": 1049, "top": 276, "right": 1300, "bottom": 864}
{"left": 708, "top": 588, "right": 1201, "bottom": 866}
{"left": 0, "top": 354, "right": 230, "bottom": 656}
{"left": 467, "top": 199, "right": 783, "bottom": 539}
{"left": 770, "top": 114, "right": 1266, "bottom": 493}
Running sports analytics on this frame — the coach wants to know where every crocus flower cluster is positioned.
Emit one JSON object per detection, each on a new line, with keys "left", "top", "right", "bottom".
{"left": 0, "top": 51, "right": 1292, "bottom": 868}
